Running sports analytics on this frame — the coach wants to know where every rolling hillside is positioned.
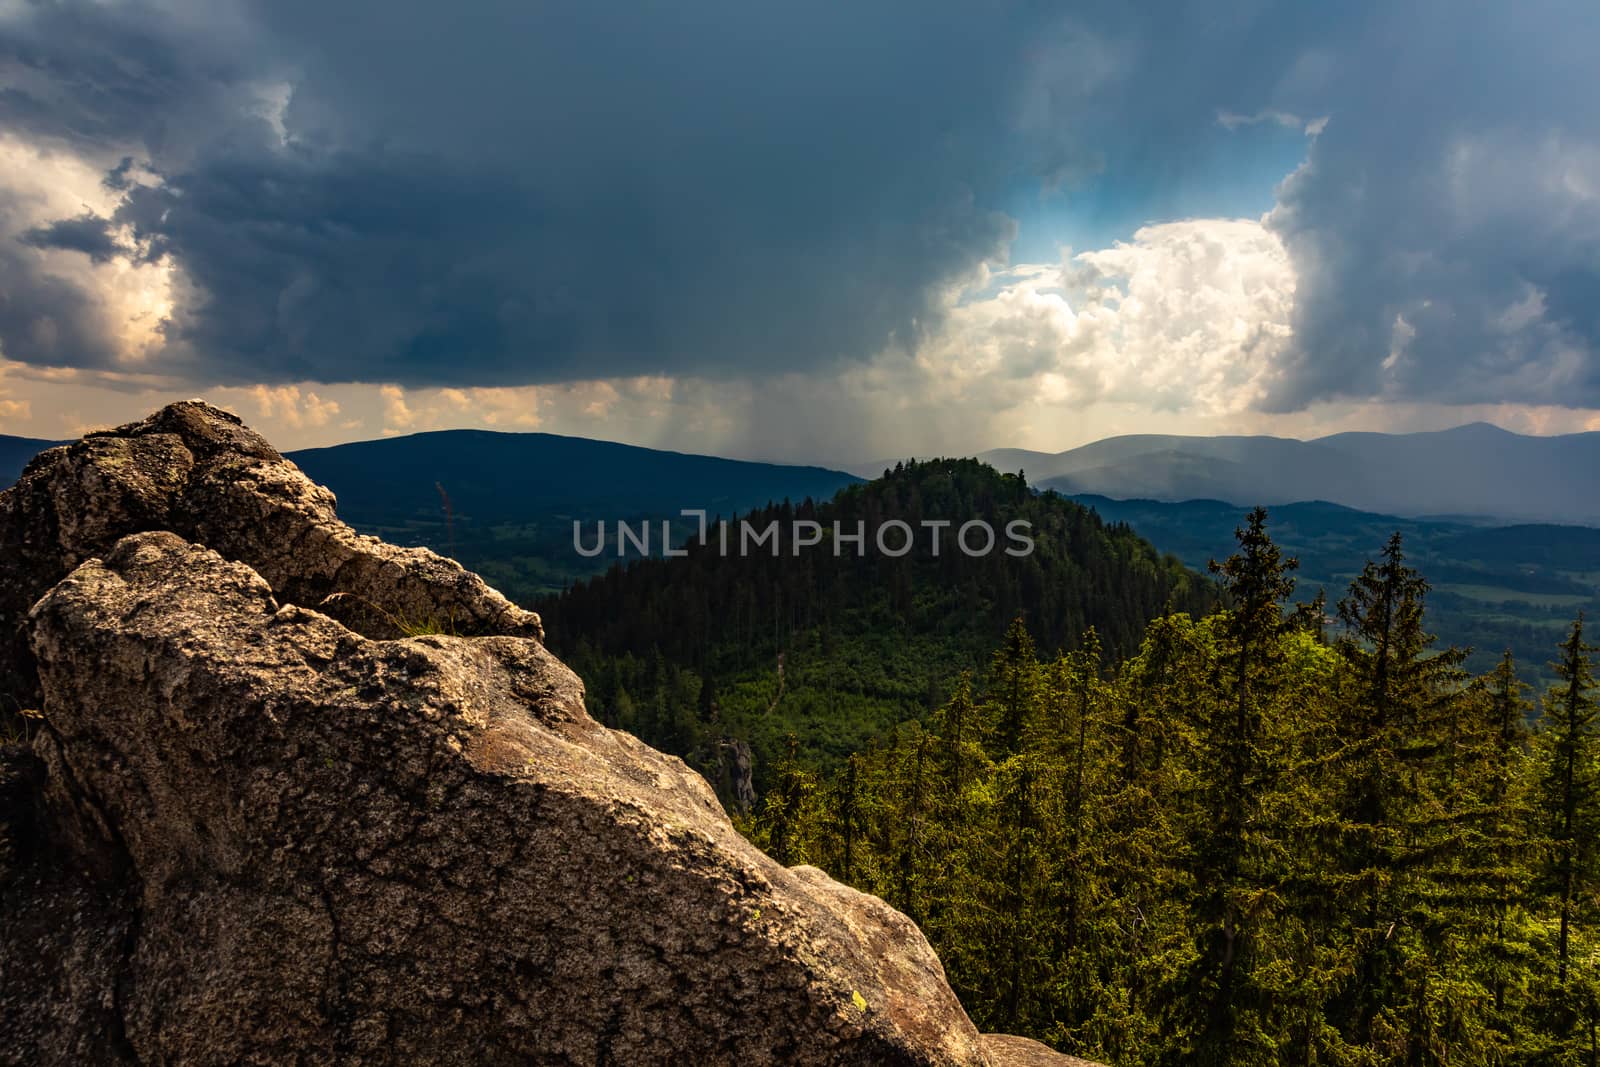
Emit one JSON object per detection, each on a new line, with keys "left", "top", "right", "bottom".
{"left": 286, "top": 430, "right": 862, "bottom": 598}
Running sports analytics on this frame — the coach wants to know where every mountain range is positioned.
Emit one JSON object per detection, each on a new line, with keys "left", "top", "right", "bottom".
{"left": 3, "top": 417, "right": 1595, "bottom": 689}
{"left": 6, "top": 420, "right": 1597, "bottom": 525}
{"left": 961, "top": 423, "right": 1600, "bottom": 524}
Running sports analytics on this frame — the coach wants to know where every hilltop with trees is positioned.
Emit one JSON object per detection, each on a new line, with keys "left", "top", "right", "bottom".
{"left": 537, "top": 459, "right": 1214, "bottom": 786}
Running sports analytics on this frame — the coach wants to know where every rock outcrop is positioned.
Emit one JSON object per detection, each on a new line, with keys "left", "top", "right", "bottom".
{"left": 980, "top": 1036, "right": 1107, "bottom": 1067}
{"left": 0, "top": 401, "right": 541, "bottom": 715}
{"left": 0, "top": 403, "right": 1095, "bottom": 1065}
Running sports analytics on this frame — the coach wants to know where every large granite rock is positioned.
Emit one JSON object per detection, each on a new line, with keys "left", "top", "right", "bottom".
{"left": 0, "top": 403, "right": 1096, "bottom": 1065}
{"left": 0, "top": 401, "right": 541, "bottom": 715}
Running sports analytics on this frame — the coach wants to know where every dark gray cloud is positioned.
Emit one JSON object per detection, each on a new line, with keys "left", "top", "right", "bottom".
{"left": 0, "top": 0, "right": 1342, "bottom": 388}
{"left": 0, "top": 239, "right": 124, "bottom": 371}
{"left": 0, "top": 0, "right": 1597, "bottom": 410}
{"left": 0, "top": 179, "right": 124, "bottom": 371}
{"left": 1, "top": 0, "right": 1069, "bottom": 386}
{"left": 19, "top": 212, "right": 126, "bottom": 263}
{"left": 1259, "top": 1, "right": 1600, "bottom": 410}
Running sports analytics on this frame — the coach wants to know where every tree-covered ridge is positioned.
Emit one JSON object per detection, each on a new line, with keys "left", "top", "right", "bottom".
{"left": 750, "top": 511, "right": 1600, "bottom": 1066}
{"left": 537, "top": 459, "right": 1214, "bottom": 780}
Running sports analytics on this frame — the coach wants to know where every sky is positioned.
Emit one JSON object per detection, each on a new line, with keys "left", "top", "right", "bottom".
{"left": 1, "top": 0, "right": 1598, "bottom": 464}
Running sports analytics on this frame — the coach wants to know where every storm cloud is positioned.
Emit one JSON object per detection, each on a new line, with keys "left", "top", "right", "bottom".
{"left": 19, "top": 212, "right": 127, "bottom": 263}
{"left": 1, "top": 0, "right": 1054, "bottom": 385}
{"left": 1260, "top": 1, "right": 1600, "bottom": 411}
{"left": 0, "top": 0, "right": 1597, "bottom": 413}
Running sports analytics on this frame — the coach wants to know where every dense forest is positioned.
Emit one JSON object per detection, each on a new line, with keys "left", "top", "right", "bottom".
{"left": 747, "top": 509, "right": 1599, "bottom": 1065}
{"left": 537, "top": 459, "right": 1214, "bottom": 784}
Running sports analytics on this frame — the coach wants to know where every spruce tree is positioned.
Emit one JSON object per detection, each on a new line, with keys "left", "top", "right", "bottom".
{"left": 1330, "top": 532, "right": 1473, "bottom": 1058}
{"left": 1525, "top": 614, "right": 1600, "bottom": 1061}
{"left": 935, "top": 671, "right": 985, "bottom": 796}
{"left": 1541, "top": 614, "right": 1598, "bottom": 984}
{"left": 890, "top": 725, "right": 938, "bottom": 926}
{"left": 994, "top": 754, "right": 1044, "bottom": 1031}
{"left": 758, "top": 733, "right": 818, "bottom": 867}
{"left": 1180, "top": 507, "right": 1298, "bottom": 1065}
{"left": 991, "top": 616, "right": 1040, "bottom": 756}
{"left": 1473, "top": 650, "right": 1536, "bottom": 1057}
{"left": 834, "top": 753, "right": 864, "bottom": 883}
{"left": 1052, "top": 630, "right": 1104, "bottom": 967}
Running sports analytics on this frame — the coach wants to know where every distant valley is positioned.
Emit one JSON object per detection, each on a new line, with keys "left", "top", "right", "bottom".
{"left": 1071, "top": 494, "right": 1598, "bottom": 682}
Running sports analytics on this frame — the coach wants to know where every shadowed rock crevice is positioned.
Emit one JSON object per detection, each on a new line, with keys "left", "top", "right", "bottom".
{"left": 0, "top": 403, "right": 1094, "bottom": 1066}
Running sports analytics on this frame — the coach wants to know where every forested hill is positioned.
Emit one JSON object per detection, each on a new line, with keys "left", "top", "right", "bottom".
{"left": 537, "top": 459, "right": 1214, "bottom": 779}
{"left": 286, "top": 429, "right": 861, "bottom": 596}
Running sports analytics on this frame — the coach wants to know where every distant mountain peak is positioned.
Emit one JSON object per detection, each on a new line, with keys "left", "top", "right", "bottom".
{"left": 1448, "top": 420, "right": 1516, "bottom": 434}
{"left": 983, "top": 425, "right": 1599, "bottom": 525}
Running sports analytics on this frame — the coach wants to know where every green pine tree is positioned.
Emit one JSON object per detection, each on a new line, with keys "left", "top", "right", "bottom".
{"left": 1179, "top": 507, "right": 1299, "bottom": 1066}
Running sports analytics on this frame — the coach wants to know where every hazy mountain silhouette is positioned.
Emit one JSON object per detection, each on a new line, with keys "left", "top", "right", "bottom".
{"left": 969, "top": 424, "right": 1600, "bottom": 524}
{"left": 284, "top": 430, "right": 862, "bottom": 597}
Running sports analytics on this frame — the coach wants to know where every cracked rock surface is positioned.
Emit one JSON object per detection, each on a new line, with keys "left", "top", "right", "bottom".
{"left": 0, "top": 403, "right": 1093, "bottom": 1066}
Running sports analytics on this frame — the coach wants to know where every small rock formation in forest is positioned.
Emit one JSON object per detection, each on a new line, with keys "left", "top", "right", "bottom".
{"left": 694, "top": 736, "right": 759, "bottom": 817}
{"left": 0, "top": 402, "right": 1097, "bottom": 1066}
